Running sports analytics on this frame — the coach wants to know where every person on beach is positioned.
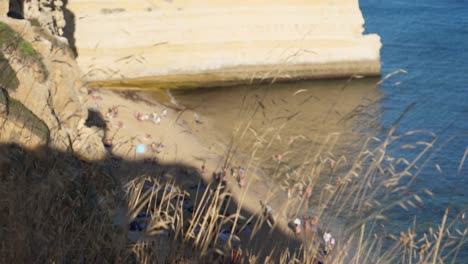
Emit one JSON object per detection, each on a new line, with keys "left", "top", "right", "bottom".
{"left": 237, "top": 167, "right": 246, "bottom": 188}
{"left": 238, "top": 167, "right": 245, "bottom": 178}
{"left": 287, "top": 186, "right": 294, "bottom": 199}
{"left": 329, "top": 159, "right": 336, "bottom": 173}
{"left": 222, "top": 167, "right": 229, "bottom": 182}
{"left": 201, "top": 164, "right": 208, "bottom": 176}
{"left": 327, "top": 238, "right": 335, "bottom": 256}
{"left": 274, "top": 154, "right": 282, "bottom": 162}
{"left": 305, "top": 185, "right": 312, "bottom": 199}
{"left": 230, "top": 166, "right": 236, "bottom": 178}
{"left": 293, "top": 218, "right": 302, "bottom": 237}
{"left": 323, "top": 230, "right": 334, "bottom": 255}
{"left": 309, "top": 216, "right": 318, "bottom": 234}
{"left": 217, "top": 172, "right": 224, "bottom": 184}
{"left": 295, "top": 182, "right": 304, "bottom": 196}
{"left": 260, "top": 201, "right": 275, "bottom": 226}
{"left": 239, "top": 175, "right": 246, "bottom": 189}
{"left": 213, "top": 172, "right": 219, "bottom": 183}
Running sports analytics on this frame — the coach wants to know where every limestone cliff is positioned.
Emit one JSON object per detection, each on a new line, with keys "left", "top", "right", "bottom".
{"left": 23, "top": 0, "right": 67, "bottom": 36}
{"left": 68, "top": 0, "right": 382, "bottom": 89}
{"left": 0, "top": 17, "right": 106, "bottom": 160}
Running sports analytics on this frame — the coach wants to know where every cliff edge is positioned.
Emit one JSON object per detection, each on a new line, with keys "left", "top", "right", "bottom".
{"left": 0, "top": 16, "right": 106, "bottom": 160}
{"left": 68, "top": 0, "right": 381, "bottom": 89}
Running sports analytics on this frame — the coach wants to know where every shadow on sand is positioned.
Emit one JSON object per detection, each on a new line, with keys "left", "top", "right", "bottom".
{"left": 0, "top": 142, "right": 307, "bottom": 263}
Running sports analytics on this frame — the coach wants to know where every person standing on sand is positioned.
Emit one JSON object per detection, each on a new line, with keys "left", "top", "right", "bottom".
{"left": 238, "top": 167, "right": 245, "bottom": 179}
{"left": 239, "top": 175, "right": 246, "bottom": 189}
{"left": 212, "top": 172, "right": 219, "bottom": 183}
{"left": 260, "top": 201, "right": 275, "bottom": 226}
{"left": 237, "top": 167, "right": 246, "bottom": 188}
{"left": 323, "top": 230, "right": 334, "bottom": 256}
{"left": 293, "top": 218, "right": 302, "bottom": 237}
{"left": 201, "top": 164, "right": 208, "bottom": 176}
{"left": 288, "top": 186, "right": 294, "bottom": 199}
{"left": 305, "top": 185, "right": 312, "bottom": 199}
{"left": 310, "top": 216, "right": 318, "bottom": 234}
{"left": 295, "top": 182, "right": 304, "bottom": 196}
{"left": 222, "top": 167, "right": 229, "bottom": 182}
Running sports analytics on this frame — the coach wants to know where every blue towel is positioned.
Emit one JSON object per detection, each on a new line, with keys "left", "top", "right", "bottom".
{"left": 135, "top": 144, "right": 146, "bottom": 153}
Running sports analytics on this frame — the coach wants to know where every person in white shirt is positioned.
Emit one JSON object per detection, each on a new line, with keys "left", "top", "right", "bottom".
{"left": 323, "top": 230, "right": 334, "bottom": 256}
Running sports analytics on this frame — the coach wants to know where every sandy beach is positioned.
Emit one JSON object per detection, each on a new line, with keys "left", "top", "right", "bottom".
{"left": 84, "top": 88, "right": 302, "bottom": 239}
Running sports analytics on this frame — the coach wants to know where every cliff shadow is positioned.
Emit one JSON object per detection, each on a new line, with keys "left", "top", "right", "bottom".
{"left": 84, "top": 109, "right": 107, "bottom": 129}
{"left": 7, "top": 0, "right": 24, "bottom": 19}
{"left": 0, "top": 142, "right": 309, "bottom": 263}
{"left": 62, "top": 0, "right": 77, "bottom": 57}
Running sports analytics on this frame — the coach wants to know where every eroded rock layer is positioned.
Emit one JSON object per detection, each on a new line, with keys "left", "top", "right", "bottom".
{"left": 70, "top": 0, "right": 381, "bottom": 88}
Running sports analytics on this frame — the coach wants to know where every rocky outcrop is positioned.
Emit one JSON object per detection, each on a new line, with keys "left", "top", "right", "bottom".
{"left": 0, "top": 18, "right": 106, "bottom": 160}
{"left": 2, "top": 1, "right": 66, "bottom": 37}
{"left": 69, "top": 0, "right": 381, "bottom": 88}
{"left": 24, "top": 0, "right": 67, "bottom": 36}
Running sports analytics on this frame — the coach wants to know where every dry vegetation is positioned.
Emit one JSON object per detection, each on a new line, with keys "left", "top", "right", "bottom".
{"left": 0, "top": 111, "right": 466, "bottom": 263}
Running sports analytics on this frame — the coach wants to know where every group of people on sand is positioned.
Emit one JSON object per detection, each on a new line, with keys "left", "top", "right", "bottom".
{"left": 207, "top": 165, "right": 248, "bottom": 189}
{"left": 290, "top": 215, "right": 336, "bottom": 256}
{"left": 134, "top": 108, "right": 167, "bottom": 124}
{"left": 291, "top": 215, "right": 318, "bottom": 238}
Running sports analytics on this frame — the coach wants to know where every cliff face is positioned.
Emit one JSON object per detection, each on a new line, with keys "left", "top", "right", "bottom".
{"left": 69, "top": 0, "right": 382, "bottom": 88}
{"left": 23, "top": 0, "right": 67, "bottom": 36}
{"left": 0, "top": 18, "right": 106, "bottom": 160}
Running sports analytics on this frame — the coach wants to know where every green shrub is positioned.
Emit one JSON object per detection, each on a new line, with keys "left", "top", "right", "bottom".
{"left": 0, "top": 22, "right": 48, "bottom": 81}
{"left": 0, "top": 53, "right": 19, "bottom": 91}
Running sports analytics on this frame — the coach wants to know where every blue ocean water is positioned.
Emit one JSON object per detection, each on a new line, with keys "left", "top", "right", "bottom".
{"left": 361, "top": 0, "right": 468, "bottom": 260}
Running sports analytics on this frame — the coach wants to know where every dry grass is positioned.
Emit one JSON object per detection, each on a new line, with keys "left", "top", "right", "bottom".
{"left": 118, "top": 112, "right": 467, "bottom": 263}
{"left": 0, "top": 106, "right": 466, "bottom": 263}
